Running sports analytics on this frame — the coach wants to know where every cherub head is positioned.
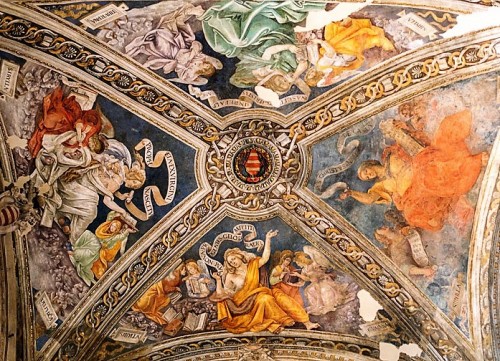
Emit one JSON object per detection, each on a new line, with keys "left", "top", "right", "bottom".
{"left": 262, "top": 73, "right": 293, "bottom": 94}
{"left": 124, "top": 152, "right": 146, "bottom": 189}
{"left": 293, "top": 251, "right": 313, "bottom": 268}
{"left": 194, "top": 59, "right": 217, "bottom": 78}
{"left": 185, "top": 259, "right": 202, "bottom": 276}
{"left": 374, "top": 226, "right": 400, "bottom": 245}
{"left": 304, "top": 67, "right": 323, "bottom": 87}
{"left": 88, "top": 134, "right": 107, "bottom": 154}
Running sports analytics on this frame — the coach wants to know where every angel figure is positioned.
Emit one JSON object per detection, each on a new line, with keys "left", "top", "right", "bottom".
{"left": 210, "top": 230, "right": 320, "bottom": 334}
{"left": 293, "top": 246, "right": 349, "bottom": 315}
{"left": 374, "top": 226, "right": 436, "bottom": 278}
{"left": 45, "top": 138, "right": 145, "bottom": 245}
{"left": 303, "top": 18, "right": 395, "bottom": 87}
{"left": 68, "top": 211, "right": 136, "bottom": 285}
{"left": 125, "top": 3, "right": 222, "bottom": 85}
{"left": 269, "top": 250, "right": 305, "bottom": 307}
{"left": 132, "top": 262, "right": 186, "bottom": 327}
{"left": 183, "top": 259, "right": 215, "bottom": 299}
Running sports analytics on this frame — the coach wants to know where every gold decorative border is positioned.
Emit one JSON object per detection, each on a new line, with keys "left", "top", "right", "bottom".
{"left": 106, "top": 331, "right": 388, "bottom": 361}
{"left": 10, "top": 0, "right": 498, "bottom": 127}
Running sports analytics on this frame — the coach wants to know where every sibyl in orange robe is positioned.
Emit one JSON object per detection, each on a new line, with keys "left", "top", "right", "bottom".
{"left": 29, "top": 87, "right": 102, "bottom": 157}
{"left": 320, "top": 19, "right": 394, "bottom": 79}
{"left": 270, "top": 265, "right": 304, "bottom": 307}
{"left": 132, "top": 269, "right": 182, "bottom": 325}
{"left": 217, "top": 257, "right": 309, "bottom": 334}
{"left": 368, "top": 110, "right": 483, "bottom": 231}
{"left": 398, "top": 109, "right": 483, "bottom": 231}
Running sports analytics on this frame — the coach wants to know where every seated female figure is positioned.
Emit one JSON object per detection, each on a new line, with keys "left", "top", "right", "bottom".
{"left": 211, "top": 230, "right": 319, "bottom": 334}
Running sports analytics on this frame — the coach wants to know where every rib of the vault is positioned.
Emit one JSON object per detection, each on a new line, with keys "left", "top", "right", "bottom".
{"left": 105, "top": 331, "right": 401, "bottom": 361}
{"left": 34, "top": 190, "right": 212, "bottom": 361}
{"left": 0, "top": 31, "right": 214, "bottom": 361}
{"left": 9, "top": 1, "right": 495, "bottom": 128}
{"left": 467, "top": 130, "right": 500, "bottom": 360}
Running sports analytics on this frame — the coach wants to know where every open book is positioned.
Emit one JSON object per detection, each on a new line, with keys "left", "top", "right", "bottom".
{"left": 186, "top": 277, "right": 210, "bottom": 297}
{"left": 162, "top": 307, "right": 182, "bottom": 323}
{"left": 168, "top": 291, "right": 182, "bottom": 305}
{"left": 182, "top": 312, "right": 208, "bottom": 332}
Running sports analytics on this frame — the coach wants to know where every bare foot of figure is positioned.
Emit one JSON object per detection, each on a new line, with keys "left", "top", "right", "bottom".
{"left": 272, "top": 325, "right": 286, "bottom": 334}
{"left": 304, "top": 321, "right": 320, "bottom": 330}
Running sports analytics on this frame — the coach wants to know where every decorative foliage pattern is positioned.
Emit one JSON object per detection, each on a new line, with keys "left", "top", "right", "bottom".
{"left": 110, "top": 334, "right": 384, "bottom": 361}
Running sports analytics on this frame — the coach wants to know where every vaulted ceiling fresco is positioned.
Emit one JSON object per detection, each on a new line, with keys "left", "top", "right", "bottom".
{"left": 0, "top": 1, "right": 499, "bottom": 361}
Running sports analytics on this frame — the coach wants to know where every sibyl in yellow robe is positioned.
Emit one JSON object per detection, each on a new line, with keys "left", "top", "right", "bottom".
{"left": 217, "top": 257, "right": 309, "bottom": 334}
{"left": 270, "top": 264, "right": 304, "bottom": 307}
{"left": 91, "top": 218, "right": 129, "bottom": 279}
{"left": 132, "top": 269, "right": 182, "bottom": 325}
{"left": 319, "top": 18, "right": 395, "bottom": 80}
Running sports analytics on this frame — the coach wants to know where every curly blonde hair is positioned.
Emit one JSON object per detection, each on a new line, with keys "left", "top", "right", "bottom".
{"left": 293, "top": 251, "right": 313, "bottom": 266}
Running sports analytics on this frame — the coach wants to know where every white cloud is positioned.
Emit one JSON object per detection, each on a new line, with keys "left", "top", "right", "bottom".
{"left": 399, "top": 343, "right": 423, "bottom": 357}
{"left": 380, "top": 342, "right": 423, "bottom": 361}
{"left": 380, "top": 342, "right": 400, "bottom": 361}
{"left": 255, "top": 85, "right": 281, "bottom": 108}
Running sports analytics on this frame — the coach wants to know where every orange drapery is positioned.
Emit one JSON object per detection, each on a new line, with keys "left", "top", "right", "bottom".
{"left": 217, "top": 258, "right": 309, "bottom": 334}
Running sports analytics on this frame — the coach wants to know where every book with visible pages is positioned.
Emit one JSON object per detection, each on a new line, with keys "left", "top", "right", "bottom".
{"left": 168, "top": 291, "right": 182, "bottom": 304}
{"left": 163, "top": 318, "right": 183, "bottom": 337}
{"left": 282, "top": 269, "right": 300, "bottom": 284}
{"left": 182, "top": 312, "right": 209, "bottom": 332}
{"left": 186, "top": 277, "right": 211, "bottom": 297}
{"left": 162, "top": 306, "right": 182, "bottom": 323}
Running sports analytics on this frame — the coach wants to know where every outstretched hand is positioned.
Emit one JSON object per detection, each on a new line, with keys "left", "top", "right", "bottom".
{"left": 338, "top": 189, "right": 351, "bottom": 201}
{"left": 266, "top": 229, "right": 279, "bottom": 240}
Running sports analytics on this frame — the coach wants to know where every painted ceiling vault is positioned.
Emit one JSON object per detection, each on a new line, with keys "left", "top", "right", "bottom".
{"left": 0, "top": 1, "right": 499, "bottom": 361}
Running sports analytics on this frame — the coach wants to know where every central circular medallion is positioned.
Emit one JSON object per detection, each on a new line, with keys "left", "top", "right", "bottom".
{"left": 225, "top": 137, "right": 282, "bottom": 193}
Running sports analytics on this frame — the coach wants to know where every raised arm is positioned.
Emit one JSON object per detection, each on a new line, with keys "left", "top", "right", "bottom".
{"left": 350, "top": 190, "right": 385, "bottom": 204}
{"left": 103, "top": 195, "right": 128, "bottom": 216}
{"left": 339, "top": 188, "right": 391, "bottom": 205}
{"left": 259, "top": 229, "right": 278, "bottom": 267}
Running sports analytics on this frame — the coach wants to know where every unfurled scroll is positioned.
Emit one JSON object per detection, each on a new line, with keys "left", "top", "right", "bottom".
{"left": 199, "top": 224, "right": 264, "bottom": 273}
{"left": 110, "top": 327, "right": 148, "bottom": 344}
{"left": 124, "top": 138, "right": 177, "bottom": 221}
{"left": 35, "top": 291, "right": 58, "bottom": 330}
